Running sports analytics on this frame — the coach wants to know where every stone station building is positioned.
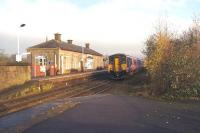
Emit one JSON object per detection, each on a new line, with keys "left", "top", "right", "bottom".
{"left": 27, "top": 33, "right": 103, "bottom": 77}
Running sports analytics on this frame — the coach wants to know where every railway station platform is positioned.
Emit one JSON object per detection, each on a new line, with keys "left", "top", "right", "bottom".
{"left": 32, "top": 70, "right": 107, "bottom": 82}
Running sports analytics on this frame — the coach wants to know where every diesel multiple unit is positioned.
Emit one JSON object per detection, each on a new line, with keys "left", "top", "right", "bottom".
{"left": 108, "top": 53, "right": 143, "bottom": 79}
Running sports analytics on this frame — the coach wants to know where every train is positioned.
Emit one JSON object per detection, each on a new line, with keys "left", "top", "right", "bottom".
{"left": 107, "top": 53, "right": 143, "bottom": 79}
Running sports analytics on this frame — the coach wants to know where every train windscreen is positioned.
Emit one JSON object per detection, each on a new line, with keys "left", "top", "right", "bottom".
{"left": 109, "top": 54, "right": 126, "bottom": 64}
{"left": 120, "top": 55, "right": 126, "bottom": 64}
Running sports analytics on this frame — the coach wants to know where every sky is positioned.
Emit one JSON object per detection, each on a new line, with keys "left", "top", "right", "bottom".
{"left": 0, "top": 0, "right": 199, "bottom": 57}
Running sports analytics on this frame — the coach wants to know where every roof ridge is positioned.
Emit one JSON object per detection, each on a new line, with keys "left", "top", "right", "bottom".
{"left": 28, "top": 39, "right": 102, "bottom": 56}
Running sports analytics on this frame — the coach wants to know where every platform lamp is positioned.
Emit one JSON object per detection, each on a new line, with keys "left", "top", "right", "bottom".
{"left": 16, "top": 23, "right": 26, "bottom": 62}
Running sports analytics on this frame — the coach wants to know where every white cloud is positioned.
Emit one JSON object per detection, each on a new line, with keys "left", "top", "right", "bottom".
{"left": 0, "top": 0, "right": 193, "bottom": 57}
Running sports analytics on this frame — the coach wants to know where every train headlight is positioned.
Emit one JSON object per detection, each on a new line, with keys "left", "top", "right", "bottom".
{"left": 121, "top": 64, "right": 127, "bottom": 70}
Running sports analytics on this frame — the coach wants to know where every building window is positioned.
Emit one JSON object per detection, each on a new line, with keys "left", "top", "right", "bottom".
{"left": 44, "top": 59, "right": 47, "bottom": 65}
{"left": 40, "top": 59, "right": 43, "bottom": 65}
{"left": 36, "top": 56, "right": 47, "bottom": 66}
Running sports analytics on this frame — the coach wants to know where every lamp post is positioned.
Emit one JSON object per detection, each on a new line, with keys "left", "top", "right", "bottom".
{"left": 16, "top": 24, "right": 26, "bottom": 62}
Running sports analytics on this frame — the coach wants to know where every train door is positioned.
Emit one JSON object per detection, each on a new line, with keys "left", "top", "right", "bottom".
{"left": 114, "top": 57, "right": 120, "bottom": 72}
{"left": 127, "top": 57, "right": 132, "bottom": 73}
{"left": 131, "top": 58, "right": 137, "bottom": 73}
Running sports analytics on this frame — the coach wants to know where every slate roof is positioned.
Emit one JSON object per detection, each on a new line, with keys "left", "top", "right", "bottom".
{"left": 28, "top": 39, "right": 102, "bottom": 56}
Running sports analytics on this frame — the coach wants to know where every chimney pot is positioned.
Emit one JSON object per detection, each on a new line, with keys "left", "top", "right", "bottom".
{"left": 67, "top": 40, "right": 73, "bottom": 44}
{"left": 54, "top": 33, "right": 61, "bottom": 42}
{"left": 85, "top": 43, "right": 90, "bottom": 49}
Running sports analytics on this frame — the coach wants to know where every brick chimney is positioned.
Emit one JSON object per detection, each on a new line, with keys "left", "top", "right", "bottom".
{"left": 54, "top": 33, "right": 61, "bottom": 42}
{"left": 85, "top": 43, "right": 90, "bottom": 49}
{"left": 67, "top": 40, "right": 73, "bottom": 44}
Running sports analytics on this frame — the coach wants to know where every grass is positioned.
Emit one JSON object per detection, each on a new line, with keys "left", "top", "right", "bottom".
{"left": 0, "top": 81, "right": 54, "bottom": 102}
{"left": 108, "top": 71, "right": 151, "bottom": 96}
{"left": 108, "top": 71, "right": 200, "bottom": 102}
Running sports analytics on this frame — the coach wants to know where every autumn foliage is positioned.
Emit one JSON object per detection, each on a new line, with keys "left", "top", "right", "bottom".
{"left": 144, "top": 20, "right": 200, "bottom": 98}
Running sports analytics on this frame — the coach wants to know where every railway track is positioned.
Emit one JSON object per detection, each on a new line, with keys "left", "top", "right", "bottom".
{"left": 0, "top": 79, "right": 112, "bottom": 118}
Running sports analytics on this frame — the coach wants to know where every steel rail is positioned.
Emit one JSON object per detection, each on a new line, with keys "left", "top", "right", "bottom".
{"left": 0, "top": 80, "right": 111, "bottom": 118}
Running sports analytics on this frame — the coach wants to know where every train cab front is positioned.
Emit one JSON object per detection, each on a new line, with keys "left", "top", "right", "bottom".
{"left": 108, "top": 54, "right": 127, "bottom": 80}
{"left": 109, "top": 70, "right": 126, "bottom": 80}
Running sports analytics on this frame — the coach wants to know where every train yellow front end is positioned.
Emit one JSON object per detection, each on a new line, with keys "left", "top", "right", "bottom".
{"left": 108, "top": 54, "right": 127, "bottom": 79}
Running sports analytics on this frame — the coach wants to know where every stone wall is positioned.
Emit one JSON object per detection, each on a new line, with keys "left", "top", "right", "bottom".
{"left": 0, "top": 66, "right": 31, "bottom": 91}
